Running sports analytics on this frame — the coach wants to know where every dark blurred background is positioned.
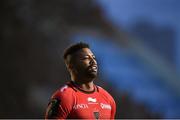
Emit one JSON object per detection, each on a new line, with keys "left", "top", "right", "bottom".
{"left": 1, "top": 0, "right": 180, "bottom": 118}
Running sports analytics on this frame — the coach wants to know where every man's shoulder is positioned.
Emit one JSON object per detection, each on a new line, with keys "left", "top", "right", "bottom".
{"left": 97, "top": 85, "right": 114, "bottom": 99}
{"left": 97, "top": 86, "right": 107, "bottom": 93}
{"left": 51, "top": 83, "right": 75, "bottom": 99}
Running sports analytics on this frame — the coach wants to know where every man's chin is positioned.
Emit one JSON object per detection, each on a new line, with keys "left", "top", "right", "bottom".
{"left": 87, "top": 72, "right": 97, "bottom": 79}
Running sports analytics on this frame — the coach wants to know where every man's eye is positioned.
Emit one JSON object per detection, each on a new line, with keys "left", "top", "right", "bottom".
{"left": 80, "top": 57, "right": 88, "bottom": 60}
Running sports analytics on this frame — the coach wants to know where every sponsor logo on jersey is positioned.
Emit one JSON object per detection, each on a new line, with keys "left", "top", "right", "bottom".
{"left": 73, "top": 104, "right": 89, "bottom": 109}
{"left": 60, "top": 85, "right": 68, "bottom": 92}
{"left": 93, "top": 111, "right": 99, "bottom": 119}
{"left": 47, "top": 98, "right": 60, "bottom": 118}
{"left": 87, "top": 97, "right": 97, "bottom": 103}
{"left": 100, "top": 103, "right": 111, "bottom": 110}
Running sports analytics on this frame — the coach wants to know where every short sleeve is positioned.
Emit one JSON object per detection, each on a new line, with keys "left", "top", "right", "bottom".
{"left": 111, "top": 97, "right": 116, "bottom": 119}
{"left": 97, "top": 86, "right": 116, "bottom": 119}
{"left": 45, "top": 86, "right": 74, "bottom": 119}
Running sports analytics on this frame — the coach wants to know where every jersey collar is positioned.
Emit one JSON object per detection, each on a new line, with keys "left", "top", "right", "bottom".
{"left": 68, "top": 81, "right": 99, "bottom": 94}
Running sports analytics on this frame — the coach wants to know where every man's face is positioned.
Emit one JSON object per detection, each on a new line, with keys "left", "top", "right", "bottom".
{"left": 70, "top": 48, "right": 98, "bottom": 80}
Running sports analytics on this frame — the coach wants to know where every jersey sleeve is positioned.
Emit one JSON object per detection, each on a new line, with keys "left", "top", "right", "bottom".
{"left": 98, "top": 86, "right": 116, "bottom": 119}
{"left": 45, "top": 86, "right": 74, "bottom": 119}
{"left": 110, "top": 97, "right": 116, "bottom": 119}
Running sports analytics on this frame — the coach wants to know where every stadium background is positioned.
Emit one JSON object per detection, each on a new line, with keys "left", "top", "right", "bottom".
{"left": 1, "top": 0, "right": 180, "bottom": 118}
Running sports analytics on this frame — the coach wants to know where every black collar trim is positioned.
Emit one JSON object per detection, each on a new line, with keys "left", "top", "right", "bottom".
{"left": 69, "top": 81, "right": 98, "bottom": 94}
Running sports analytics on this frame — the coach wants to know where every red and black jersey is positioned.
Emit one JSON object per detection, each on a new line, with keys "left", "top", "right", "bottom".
{"left": 45, "top": 81, "right": 116, "bottom": 119}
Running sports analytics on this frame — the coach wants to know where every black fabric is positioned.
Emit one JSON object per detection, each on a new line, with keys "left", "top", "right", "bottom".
{"left": 47, "top": 98, "right": 60, "bottom": 118}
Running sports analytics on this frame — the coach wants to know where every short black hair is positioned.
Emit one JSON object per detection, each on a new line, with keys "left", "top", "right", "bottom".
{"left": 63, "top": 42, "right": 90, "bottom": 60}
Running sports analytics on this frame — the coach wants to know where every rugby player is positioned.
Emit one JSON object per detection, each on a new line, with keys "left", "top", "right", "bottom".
{"left": 45, "top": 42, "right": 116, "bottom": 119}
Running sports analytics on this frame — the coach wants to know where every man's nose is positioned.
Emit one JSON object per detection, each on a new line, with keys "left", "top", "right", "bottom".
{"left": 90, "top": 58, "right": 97, "bottom": 65}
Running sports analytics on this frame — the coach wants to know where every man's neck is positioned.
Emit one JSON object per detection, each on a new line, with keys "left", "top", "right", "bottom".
{"left": 72, "top": 79, "right": 95, "bottom": 92}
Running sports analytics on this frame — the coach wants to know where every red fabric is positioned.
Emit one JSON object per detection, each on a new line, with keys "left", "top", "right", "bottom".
{"left": 45, "top": 82, "right": 116, "bottom": 119}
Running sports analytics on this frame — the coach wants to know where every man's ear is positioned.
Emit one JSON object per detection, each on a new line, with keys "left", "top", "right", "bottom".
{"left": 67, "top": 63, "right": 73, "bottom": 70}
{"left": 65, "top": 60, "right": 73, "bottom": 72}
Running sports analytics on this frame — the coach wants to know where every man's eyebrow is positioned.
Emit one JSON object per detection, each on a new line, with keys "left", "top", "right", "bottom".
{"left": 79, "top": 54, "right": 88, "bottom": 57}
{"left": 79, "top": 54, "right": 95, "bottom": 58}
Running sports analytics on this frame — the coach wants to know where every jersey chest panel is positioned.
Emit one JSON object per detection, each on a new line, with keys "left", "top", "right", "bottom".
{"left": 69, "top": 92, "right": 112, "bottom": 119}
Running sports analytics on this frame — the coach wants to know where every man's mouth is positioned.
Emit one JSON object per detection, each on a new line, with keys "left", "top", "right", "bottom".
{"left": 88, "top": 65, "right": 98, "bottom": 72}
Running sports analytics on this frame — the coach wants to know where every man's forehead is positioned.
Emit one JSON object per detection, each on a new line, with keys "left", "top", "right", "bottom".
{"left": 66, "top": 48, "right": 94, "bottom": 62}
{"left": 75, "top": 48, "right": 94, "bottom": 56}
